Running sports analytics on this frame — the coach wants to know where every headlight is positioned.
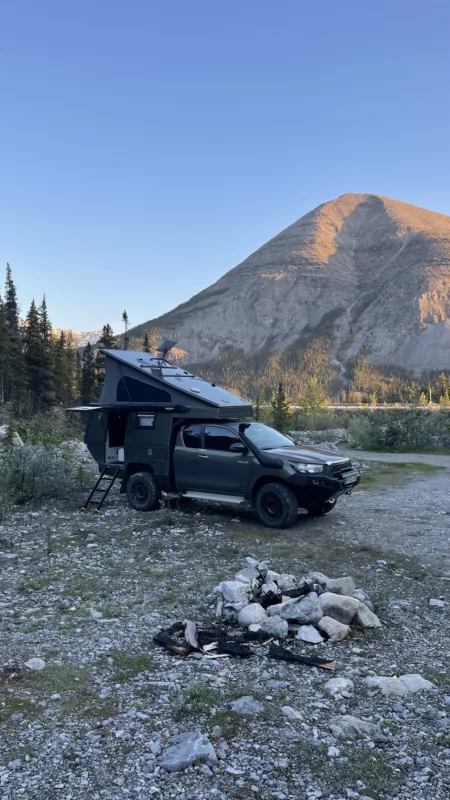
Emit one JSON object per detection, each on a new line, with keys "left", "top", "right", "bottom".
{"left": 292, "top": 463, "right": 324, "bottom": 474}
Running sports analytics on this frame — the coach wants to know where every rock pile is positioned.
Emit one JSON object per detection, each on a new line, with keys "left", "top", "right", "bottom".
{"left": 213, "top": 558, "right": 381, "bottom": 643}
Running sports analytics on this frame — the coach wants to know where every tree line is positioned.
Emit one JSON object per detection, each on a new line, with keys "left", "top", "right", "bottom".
{"left": 1, "top": 262, "right": 449, "bottom": 418}
{"left": 0, "top": 264, "right": 160, "bottom": 415}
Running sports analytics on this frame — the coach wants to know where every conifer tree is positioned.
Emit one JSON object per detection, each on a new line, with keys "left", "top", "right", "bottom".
{"left": 0, "top": 293, "right": 9, "bottom": 405}
{"left": 75, "top": 348, "right": 82, "bottom": 401}
{"left": 65, "top": 331, "right": 78, "bottom": 404}
{"left": 439, "top": 390, "right": 450, "bottom": 407}
{"left": 24, "top": 300, "right": 45, "bottom": 413}
{"left": 4, "top": 263, "right": 26, "bottom": 405}
{"left": 81, "top": 343, "right": 97, "bottom": 404}
{"left": 143, "top": 331, "right": 150, "bottom": 353}
{"left": 94, "top": 324, "right": 116, "bottom": 392}
{"left": 271, "top": 382, "right": 291, "bottom": 432}
{"left": 122, "top": 310, "right": 129, "bottom": 350}
{"left": 37, "top": 296, "right": 55, "bottom": 408}
{"left": 299, "top": 376, "right": 328, "bottom": 419}
{"left": 143, "top": 328, "right": 159, "bottom": 354}
{"left": 419, "top": 392, "right": 428, "bottom": 405}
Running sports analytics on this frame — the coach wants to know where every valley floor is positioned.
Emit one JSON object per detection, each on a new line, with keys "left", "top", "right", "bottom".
{"left": 1, "top": 466, "right": 450, "bottom": 800}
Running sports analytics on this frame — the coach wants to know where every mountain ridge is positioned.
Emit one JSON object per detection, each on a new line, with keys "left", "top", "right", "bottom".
{"left": 127, "top": 193, "right": 450, "bottom": 374}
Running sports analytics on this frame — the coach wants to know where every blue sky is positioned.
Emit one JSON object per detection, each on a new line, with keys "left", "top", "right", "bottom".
{"left": 1, "top": 0, "right": 450, "bottom": 333}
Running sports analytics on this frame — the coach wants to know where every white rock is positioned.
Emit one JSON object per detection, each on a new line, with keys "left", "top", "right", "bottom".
{"left": 162, "top": 732, "right": 217, "bottom": 772}
{"left": 297, "top": 625, "right": 324, "bottom": 644}
{"left": 325, "top": 577, "right": 356, "bottom": 597}
{"left": 306, "top": 570, "right": 329, "bottom": 587}
{"left": 267, "top": 602, "right": 287, "bottom": 617}
{"left": 230, "top": 696, "right": 265, "bottom": 716}
{"left": 318, "top": 616, "right": 350, "bottom": 642}
{"left": 325, "top": 677, "right": 354, "bottom": 697}
{"left": 260, "top": 616, "right": 289, "bottom": 639}
{"left": 319, "top": 592, "right": 359, "bottom": 624}
{"left": 353, "top": 588, "right": 374, "bottom": 611}
{"left": 248, "top": 623, "right": 262, "bottom": 632}
{"left": 277, "top": 574, "right": 297, "bottom": 592}
{"left": 89, "top": 608, "right": 103, "bottom": 619}
{"left": 281, "top": 705, "right": 302, "bottom": 721}
{"left": 261, "top": 581, "right": 279, "bottom": 595}
{"left": 279, "top": 592, "right": 323, "bottom": 624}
{"left": 235, "top": 568, "right": 259, "bottom": 584}
{"left": 429, "top": 598, "right": 446, "bottom": 608}
{"left": 24, "top": 658, "right": 46, "bottom": 671}
{"left": 329, "top": 714, "right": 386, "bottom": 741}
{"left": 220, "top": 580, "right": 252, "bottom": 605}
{"left": 237, "top": 603, "right": 267, "bottom": 627}
{"left": 364, "top": 673, "right": 435, "bottom": 696}
{"left": 355, "top": 603, "right": 382, "bottom": 629}
{"left": 244, "top": 556, "right": 259, "bottom": 568}
{"left": 328, "top": 745, "right": 340, "bottom": 757}
{"left": 264, "top": 570, "right": 281, "bottom": 584}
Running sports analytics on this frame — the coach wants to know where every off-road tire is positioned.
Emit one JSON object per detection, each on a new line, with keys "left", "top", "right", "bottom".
{"left": 126, "top": 472, "right": 161, "bottom": 512}
{"left": 307, "top": 498, "right": 337, "bottom": 517}
{"left": 255, "top": 482, "right": 298, "bottom": 529}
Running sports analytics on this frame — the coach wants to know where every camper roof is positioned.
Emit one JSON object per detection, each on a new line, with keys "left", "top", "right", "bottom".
{"left": 94, "top": 349, "right": 252, "bottom": 417}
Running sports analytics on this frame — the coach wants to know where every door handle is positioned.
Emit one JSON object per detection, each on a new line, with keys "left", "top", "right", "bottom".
{"left": 198, "top": 454, "right": 209, "bottom": 459}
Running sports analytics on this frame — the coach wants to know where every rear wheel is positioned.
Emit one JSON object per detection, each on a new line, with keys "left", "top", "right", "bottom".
{"left": 307, "top": 498, "right": 337, "bottom": 517}
{"left": 255, "top": 482, "right": 298, "bottom": 529}
{"left": 126, "top": 472, "right": 161, "bottom": 512}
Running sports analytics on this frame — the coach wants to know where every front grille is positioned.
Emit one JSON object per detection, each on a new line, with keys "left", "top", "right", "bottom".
{"left": 330, "top": 460, "right": 352, "bottom": 476}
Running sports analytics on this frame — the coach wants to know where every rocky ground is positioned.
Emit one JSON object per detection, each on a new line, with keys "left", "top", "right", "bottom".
{"left": 1, "top": 464, "right": 450, "bottom": 800}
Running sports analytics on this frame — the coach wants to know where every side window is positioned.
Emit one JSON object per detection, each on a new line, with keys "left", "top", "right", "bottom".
{"left": 204, "top": 426, "right": 241, "bottom": 452}
{"left": 182, "top": 425, "right": 202, "bottom": 449}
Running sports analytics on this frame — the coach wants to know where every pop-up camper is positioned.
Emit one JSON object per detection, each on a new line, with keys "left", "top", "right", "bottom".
{"left": 71, "top": 344, "right": 360, "bottom": 528}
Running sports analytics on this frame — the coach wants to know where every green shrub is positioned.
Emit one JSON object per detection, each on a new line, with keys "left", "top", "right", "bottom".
{"left": 348, "top": 409, "right": 450, "bottom": 451}
{"left": 0, "top": 442, "right": 90, "bottom": 506}
{"left": 19, "top": 410, "right": 83, "bottom": 448}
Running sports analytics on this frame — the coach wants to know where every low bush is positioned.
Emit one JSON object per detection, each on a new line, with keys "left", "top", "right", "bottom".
{"left": 348, "top": 409, "right": 450, "bottom": 451}
{"left": 0, "top": 441, "right": 93, "bottom": 508}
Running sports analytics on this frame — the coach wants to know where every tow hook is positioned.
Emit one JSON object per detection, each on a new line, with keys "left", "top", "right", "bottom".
{"left": 345, "top": 489, "right": 352, "bottom": 496}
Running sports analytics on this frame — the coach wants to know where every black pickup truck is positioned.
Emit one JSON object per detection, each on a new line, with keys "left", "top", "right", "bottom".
{"left": 73, "top": 348, "right": 360, "bottom": 528}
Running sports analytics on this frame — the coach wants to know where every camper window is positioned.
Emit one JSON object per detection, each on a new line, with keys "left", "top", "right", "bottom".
{"left": 136, "top": 414, "right": 155, "bottom": 428}
{"left": 117, "top": 376, "right": 172, "bottom": 403}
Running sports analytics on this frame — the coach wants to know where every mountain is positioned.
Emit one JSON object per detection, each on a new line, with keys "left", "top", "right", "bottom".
{"left": 52, "top": 328, "right": 101, "bottom": 348}
{"left": 127, "top": 193, "right": 450, "bottom": 375}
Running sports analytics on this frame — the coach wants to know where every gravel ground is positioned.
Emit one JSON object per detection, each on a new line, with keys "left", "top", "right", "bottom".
{"left": 1, "top": 465, "right": 450, "bottom": 800}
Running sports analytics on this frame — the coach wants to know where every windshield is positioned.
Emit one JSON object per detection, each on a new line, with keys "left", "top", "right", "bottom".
{"left": 243, "top": 423, "right": 293, "bottom": 450}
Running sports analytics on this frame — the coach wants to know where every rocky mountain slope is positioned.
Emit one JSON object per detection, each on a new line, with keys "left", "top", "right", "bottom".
{"left": 128, "top": 193, "right": 450, "bottom": 373}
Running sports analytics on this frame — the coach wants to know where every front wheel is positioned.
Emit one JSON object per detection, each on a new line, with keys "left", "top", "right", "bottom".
{"left": 307, "top": 498, "right": 337, "bottom": 517}
{"left": 255, "top": 482, "right": 298, "bottom": 529}
{"left": 126, "top": 472, "right": 161, "bottom": 512}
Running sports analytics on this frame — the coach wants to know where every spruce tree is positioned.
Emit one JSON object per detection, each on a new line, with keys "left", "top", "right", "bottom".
{"left": 143, "top": 328, "right": 159, "bottom": 355}
{"left": 419, "top": 392, "right": 428, "bottom": 405}
{"left": 439, "top": 390, "right": 450, "bottom": 407}
{"left": 299, "top": 376, "right": 328, "bottom": 419}
{"left": 53, "top": 331, "right": 68, "bottom": 405}
{"left": 37, "top": 296, "right": 55, "bottom": 408}
{"left": 24, "top": 299, "right": 45, "bottom": 413}
{"left": 65, "top": 331, "right": 78, "bottom": 404}
{"left": 0, "top": 293, "right": 9, "bottom": 405}
{"left": 81, "top": 343, "right": 97, "bottom": 404}
{"left": 271, "top": 382, "right": 291, "bottom": 433}
{"left": 94, "top": 324, "right": 116, "bottom": 392}
{"left": 122, "top": 310, "right": 129, "bottom": 350}
{"left": 75, "top": 348, "right": 82, "bottom": 401}
{"left": 4, "top": 263, "right": 26, "bottom": 406}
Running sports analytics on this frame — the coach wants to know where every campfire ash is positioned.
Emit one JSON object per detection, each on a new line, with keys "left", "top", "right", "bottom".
{"left": 153, "top": 558, "right": 381, "bottom": 669}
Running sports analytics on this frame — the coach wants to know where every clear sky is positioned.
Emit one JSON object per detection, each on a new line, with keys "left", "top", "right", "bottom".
{"left": 1, "top": 0, "right": 450, "bottom": 333}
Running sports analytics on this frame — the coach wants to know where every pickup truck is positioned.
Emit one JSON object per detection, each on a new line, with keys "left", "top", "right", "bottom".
{"left": 75, "top": 348, "right": 360, "bottom": 528}
{"left": 125, "top": 420, "right": 360, "bottom": 528}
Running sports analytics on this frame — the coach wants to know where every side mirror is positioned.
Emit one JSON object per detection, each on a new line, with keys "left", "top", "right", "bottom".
{"left": 230, "top": 442, "right": 248, "bottom": 454}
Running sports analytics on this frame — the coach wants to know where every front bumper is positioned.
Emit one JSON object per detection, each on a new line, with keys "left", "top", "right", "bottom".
{"left": 287, "top": 470, "right": 360, "bottom": 507}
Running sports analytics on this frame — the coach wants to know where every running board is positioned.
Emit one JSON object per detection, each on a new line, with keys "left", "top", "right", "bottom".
{"left": 182, "top": 491, "right": 246, "bottom": 504}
